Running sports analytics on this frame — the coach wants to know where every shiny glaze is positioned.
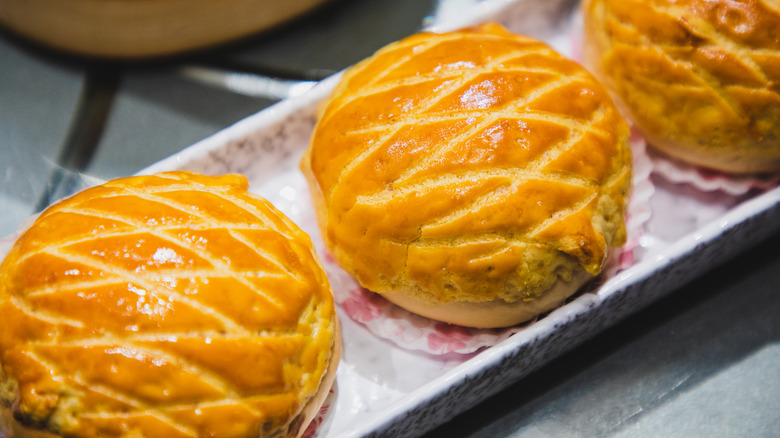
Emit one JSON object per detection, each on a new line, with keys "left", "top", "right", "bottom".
{"left": 303, "top": 24, "right": 631, "bottom": 304}
{"left": 584, "top": 0, "right": 780, "bottom": 173}
{"left": 0, "top": 172, "right": 336, "bottom": 437}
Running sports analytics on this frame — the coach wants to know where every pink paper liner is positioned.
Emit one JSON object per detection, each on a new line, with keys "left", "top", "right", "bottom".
{"left": 301, "top": 388, "right": 336, "bottom": 438}
{"left": 647, "top": 149, "right": 780, "bottom": 196}
{"left": 323, "top": 136, "right": 654, "bottom": 356}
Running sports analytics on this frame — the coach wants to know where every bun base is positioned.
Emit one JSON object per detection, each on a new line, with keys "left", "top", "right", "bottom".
{"left": 382, "top": 268, "right": 593, "bottom": 328}
{"left": 641, "top": 132, "right": 780, "bottom": 175}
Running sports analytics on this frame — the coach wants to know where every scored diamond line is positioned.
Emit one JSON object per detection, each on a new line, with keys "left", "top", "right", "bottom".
{"left": 315, "top": 34, "right": 447, "bottom": 127}
{"left": 21, "top": 350, "right": 200, "bottom": 437}
{"left": 75, "top": 184, "right": 297, "bottom": 241}
{"left": 334, "top": 48, "right": 568, "bottom": 195}
{"left": 355, "top": 166, "right": 594, "bottom": 208}
{"left": 34, "top": 247, "right": 252, "bottom": 335}
{"left": 331, "top": 31, "right": 547, "bottom": 112}
{"left": 28, "top": 330, "right": 303, "bottom": 348}
{"left": 353, "top": 76, "right": 612, "bottom": 234}
{"left": 653, "top": 3, "right": 773, "bottom": 84}
{"left": 23, "top": 270, "right": 290, "bottom": 298}
{"left": 606, "top": 4, "right": 779, "bottom": 120}
{"left": 47, "top": 207, "right": 286, "bottom": 309}
{"left": 25, "top": 277, "right": 126, "bottom": 297}
{"left": 10, "top": 295, "right": 85, "bottom": 328}
{"left": 226, "top": 228, "right": 306, "bottom": 283}
{"left": 351, "top": 43, "right": 558, "bottom": 114}
{"left": 9, "top": 174, "right": 325, "bottom": 434}
{"left": 14, "top": 214, "right": 297, "bottom": 272}
{"left": 17, "top": 277, "right": 313, "bottom": 429}
{"left": 137, "top": 187, "right": 295, "bottom": 241}
{"left": 329, "top": 47, "right": 562, "bottom": 118}
{"left": 86, "top": 342, "right": 264, "bottom": 415}
{"left": 415, "top": 181, "right": 599, "bottom": 242}
{"left": 522, "top": 103, "right": 612, "bottom": 174}
{"left": 391, "top": 72, "right": 596, "bottom": 188}
{"left": 345, "top": 107, "right": 607, "bottom": 137}
{"left": 379, "top": 187, "right": 599, "bottom": 252}
{"left": 78, "top": 387, "right": 316, "bottom": 419}
{"left": 323, "top": 36, "right": 626, "bottom": 268}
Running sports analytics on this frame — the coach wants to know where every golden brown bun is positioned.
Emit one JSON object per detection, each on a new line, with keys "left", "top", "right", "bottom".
{"left": 301, "top": 24, "right": 632, "bottom": 328}
{"left": 0, "top": 171, "right": 339, "bottom": 438}
{"left": 583, "top": 0, "right": 780, "bottom": 174}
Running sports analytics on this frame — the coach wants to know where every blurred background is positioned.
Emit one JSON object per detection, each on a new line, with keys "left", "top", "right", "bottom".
{"left": 0, "top": 0, "right": 452, "bottom": 236}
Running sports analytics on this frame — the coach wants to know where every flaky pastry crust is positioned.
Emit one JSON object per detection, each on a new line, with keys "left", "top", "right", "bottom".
{"left": 0, "top": 171, "right": 339, "bottom": 438}
{"left": 584, "top": 0, "right": 780, "bottom": 173}
{"left": 301, "top": 24, "right": 632, "bottom": 328}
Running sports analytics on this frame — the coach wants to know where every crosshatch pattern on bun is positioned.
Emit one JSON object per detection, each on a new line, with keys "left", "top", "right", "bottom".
{"left": 583, "top": 0, "right": 780, "bottom": 173}
{"left": 0, "top": 172, "right": 339, "bottom": 438}
{"left": 301, "top": 24, "right": 632, "bottom": 328}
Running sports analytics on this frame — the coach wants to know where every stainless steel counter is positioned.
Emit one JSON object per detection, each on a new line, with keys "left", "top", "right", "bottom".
{"left": 423, "top": 229, "right": 780, "bottom": 438}
{"left": 1, "top": 1, "right": 778, "bottom": 437}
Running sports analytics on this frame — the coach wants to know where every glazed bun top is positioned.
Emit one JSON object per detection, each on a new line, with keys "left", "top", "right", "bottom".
{"left": 302, "top": 24, "right": 632, "bottom": 306}
{"left": 583, "top": 0, "right": 780, "bottom": 173}
{"left": 0, "top": 172, "right": 336, "bottom": 438}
